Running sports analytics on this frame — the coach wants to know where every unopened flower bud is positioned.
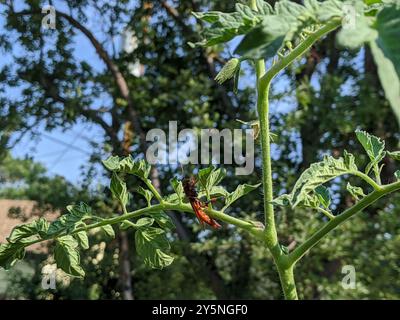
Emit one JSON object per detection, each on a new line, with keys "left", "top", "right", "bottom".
{"left": 214, "top": 58, "right": 240, "bottom": 84}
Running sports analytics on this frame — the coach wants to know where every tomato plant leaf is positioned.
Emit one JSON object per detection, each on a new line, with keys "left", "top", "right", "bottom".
{"left": 346, "top": 182, "right": 366, "bottom": 200}
{"left": 375, "top": 5, "right": 400, "bottom": 78}
{"left": 136, "top": 186, "right": 153, "bottom": 206}
{"left": 110, "top": 172, "right": 129, "bottom": 207}
{"left": 370, "top": 41, "right": 400, "bottom": 125}
{"left": 170, "top": 177, "right": 184, "bottom": 202}
{"left": 54, "top": 236, "right": 85, "bottom": 278}
{"left": 198, "top": 186, "right": 229, "bottom": 199}
{"left": 47, "top": 202, "right": 91, "bottom": 236}
{"left": 315, "top": 185, "right": 331, "bottom": 209}
{"left": 317, "top": 0, "right": 344, "bottom": 21}
{"left": 355, "top": 129, "right": 386, "bottom": 173}
{"left": 0, "top": 243, "right": 26, "bottom": 270}
{"left": 7, "top": 220, "right": 40, "bottom": 244}
{"left": 289, "top": 152, "right": 358, "bottom": 208}
{"left": 103, "top": 155, "right": 151, "bottom": 180}
{"left": 337, "top": 16, "right": 377, "bottom": 50}
{"left": 135, "top": 227, "right": 174, "bottom": 269}
{"left": 120, "top": 217, "right": 155, "bottom": 230}
{"left": 74, "top": 231, "right": 89, "bottom": 250}
{"left": 234, "top": 15, "right": 289, "bottom": 59}
{"left": 152, "top": 213, "right": 175, "bottom": 230}
{"left": 256, "top": 0, "right": 274, "bottom": 15}
{"left": 223, "top": 183, "right": 261, "bottom": 209}
{"left": 198, "top": 166, "right": 226, "bottom": 193}
{"left": 100, "top": 225, "right": 115, "bottom": 239}
{"left": 387, "top": 151, "right": 400, "bottom": 161}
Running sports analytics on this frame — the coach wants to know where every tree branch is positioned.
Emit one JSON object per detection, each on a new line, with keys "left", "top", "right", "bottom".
{"left": 14, "top": 9, "right": 146, "bottom": 150}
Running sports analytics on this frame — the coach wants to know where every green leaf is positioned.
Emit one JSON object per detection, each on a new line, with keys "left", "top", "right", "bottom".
{"left": 289, "top": 152, "right": 358, "bottom": 208}
{"left": 346, "top": 182, "right": 366, "bottom": 200}
{"left": 192, "top": 10, "right": 249, "bottom": 46}
{"left": 120, "top": 217, "right": 156, "bottom": 231}
{"left": 198, "top": 186, "right": 230, "bottom": 199}
{"left": 280, "top": 244, "right": 290, "bottom": 255}
{"left": 337, "top": 16, "right": 377, "bottom": 50}
{"left": 387, "top": 151, "right": 400, "bottom": 160}
{"left": 355, "top": 130, "right": 386, "bottom": 173}
{"left": 36, "top": 218, "right": 50, "bottom": 239}
{"left": 152, "top": 212, "right": 175, "bottom": 230}
{"left": 317, "top": 0, "right": 344, "bottom": 21}
{"left": 103, "top": 155, "right": 151, "bottom": 180}
{"left": 7, "top": 220, "right": 39, "bottom": 244}
{"left": 170, "top": 177, "right": 185, "bottom": 202}
{"left": 315, "top": 185, "right": 331, "bottom": 209}
{"left": 197, "top": 167, "right": 213, "bottom": 187}
{"left": 375, "top": 5, "right": 400, "bottom": 78}
{"left": 271, "top": 194, "right": 291, "bottom": 207}
{"left": 66, "top": 202, "right": 92, "bottom": 217}
{"left": 136, "top": 186, "right": 153, "bottom": 206}
{"left": 74, "top": 231, "right": 89, "bottom": 250}
{"left": 301, "top": 193, "right": 321, "bottom": 208}
{"left": 364, "top": 0, "right": 382, "bottom": 4}
{"left": 224, "top": 183, "right": 261, "bottom": 208}
{"left": 256, "top": 0, "right": 273, "bottom": 15}
{"left": 198, "top": 167, "right": 226, "bottom": 194}
{"left": 370, "top": 41, "right": 400, "bottom": 125}
{"left": 48, "top": 202, "right": 91, "bottom": 236}
{"left": 234, "top": 15, "right": 289, "bottom": 59}
{"left": 235, "top": 3, "right": 257, "bottom": 24}
{"left": 0, "top": 243, "right": 26, "bottom": 270}
{"left": 395, "top": 170, "right": 400, "bottom": 180}
{"left": 100, "top": 225, "right": 115, "bottom": 239}
{"left": 110, "top": 172, "right": 129, "bottom": 207}
{"left": 304, "top": 0, "right": 321, "bottom": 13}
{"left": 54, "top": 236, "right": 85, "bottom": 278}
{"left": 102, "top": 155, "right": 120, "bottom": 171}
{"left": 121, "top": 217, "right": 154, "bottom": 230}
{"left": 135, "top": 227, "right": 174, "bottom": 269}
{"left": 275, "top": 0, "right": 313, "bottom": 22}
{"left": 163, "top": 193, "right": 180, "bottom": 204}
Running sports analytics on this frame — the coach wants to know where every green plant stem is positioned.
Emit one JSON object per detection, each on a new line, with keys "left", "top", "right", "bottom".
{"left": 257, "top": 82, "right": 280, "bottom": 253}
{"left": 144, "top": 179, "right": 164, "bottom": 203}
{"left": 316, "top": 207, "right": 335, "bottom": 220}
{"left": 251, "top": 0, "right": 295, "bottom": 299}
{"left": 23, "top": 201, "right": 264, "bottom": 248}
{"left": 352, "top": 170, "right": 382, "bottom": 190}
{"left": 277, "top": 265, "right": 298, "bottom": 300}
{"left": 250, "top": 0, "right": 278, "bottom": 253}
{"left": 253, "top": 16, "right": 343, "bottom": 300}
{"left": 373, "top": 164, "right": 382, "bottom": 185}
{"left": 261, "top": 18, "right": 342, "bottom": 84}
{"left": 288, "top": 180, "right": 400, "bottom": 265}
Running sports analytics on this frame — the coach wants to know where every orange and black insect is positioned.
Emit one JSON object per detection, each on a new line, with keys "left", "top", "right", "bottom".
{"left": 182, "top": 176, "right": 221, "bottom": 229}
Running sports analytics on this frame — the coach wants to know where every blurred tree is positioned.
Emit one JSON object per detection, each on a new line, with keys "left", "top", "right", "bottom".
{"left": 0, "top": 0, "right": 399, "bottom": 300}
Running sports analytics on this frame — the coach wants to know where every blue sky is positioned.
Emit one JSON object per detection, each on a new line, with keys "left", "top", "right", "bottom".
{"left": 2, "top": 1, "right": 120, "bottom": 183}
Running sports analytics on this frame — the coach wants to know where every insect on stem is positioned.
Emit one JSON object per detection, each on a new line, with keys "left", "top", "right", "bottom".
{"left": 182, "top": 176, "right": 221, "bottom": 229}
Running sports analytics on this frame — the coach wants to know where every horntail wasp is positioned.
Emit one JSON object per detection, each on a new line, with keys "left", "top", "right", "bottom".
{"left": 182, "top": 176, "right": 221, "bottom": 229}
